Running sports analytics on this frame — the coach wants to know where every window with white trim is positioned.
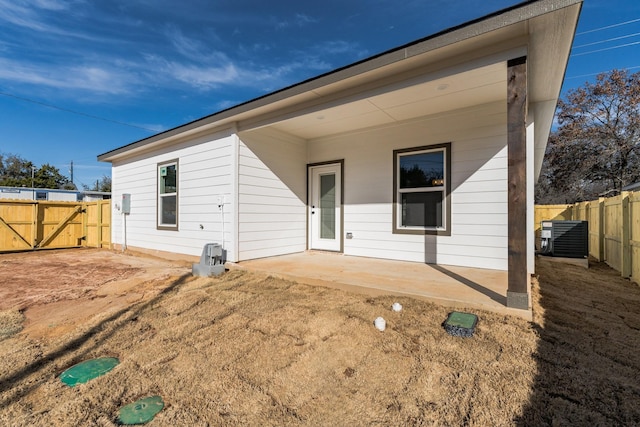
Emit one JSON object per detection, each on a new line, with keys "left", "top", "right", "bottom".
{"left": 393, "top": 143, "right": 450, "bottom": 235}
{"left": 158, "top": 160, "right": 178, "bottom": 229}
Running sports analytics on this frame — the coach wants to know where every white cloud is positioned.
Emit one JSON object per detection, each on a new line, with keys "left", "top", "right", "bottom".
{"left": 0, "top": 0, "right": 53, "bottom": 32}
{"left": 275, "top": 12, "right": 318, "bottom": 30}
{"left": 64, "top": 162, "right": 112, "bottom": 170}
{"left": 0, "top": 57, "right": 137, "bottom": 95}
{"left": 295, "top": 13, "right": 318, "bottom": 26}
{"left": 142, "top": 50, "right": 333, "bottom": 93}
{"left": 148, "top": 25, "right": 335, "bottom": 91}
{"left": 166, "top": 62, "right": 241, "bottom": 89}
{"left": 0, "top": 2, "right": 356, "bottom": 100}
{"left": 315, "top": 40, "right": 369, "bottom": 57}
{"left": 0, "top": 0, "right": 107, "bottom": 42}
{"left": 141, "top": 53, "right": 240, "bottom": 89}
{"left": 213, "top": 99, "right": 241, "bottom": 111}
{"left": 134, "top": 123, "right": 167, "bottom": 133}
{"left": 31, "top": 0, "right": 75, "bottom": 11}
{"left": 275, "top": 19, "right": 289, "bottom": 30}
{"left": 165, "top": 25, "right": 227, "bottom": 63}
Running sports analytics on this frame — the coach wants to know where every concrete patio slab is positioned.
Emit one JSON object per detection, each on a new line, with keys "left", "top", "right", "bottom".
{"left": 232, "top": 251, "right": 532, "bottom": 321}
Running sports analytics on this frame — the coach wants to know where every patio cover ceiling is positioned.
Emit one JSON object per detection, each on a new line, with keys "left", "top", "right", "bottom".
{"left": 253, "top": 61, "right": 508, "bottom": 140}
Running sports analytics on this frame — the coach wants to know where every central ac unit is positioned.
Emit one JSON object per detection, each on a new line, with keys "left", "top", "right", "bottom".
{"left": 540, "top": 220, "right": 588, "bottom": 258}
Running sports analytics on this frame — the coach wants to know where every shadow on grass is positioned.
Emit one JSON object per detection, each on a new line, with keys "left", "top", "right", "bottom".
{"left": 430, "top": 264, "right": 507, "bottom": 305}
{"left": 516, "top": 259, "right": 640, "bottom": 425}
{"left": 0, "top": 273, "right": 192, "bottom": 407}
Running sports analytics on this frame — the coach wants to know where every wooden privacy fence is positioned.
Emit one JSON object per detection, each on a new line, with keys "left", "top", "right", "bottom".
{"left": 0, "top": 200, "right": 111, "bottom": 252}
{"left": 535, "top": 191, "right": 640, "bottom": 284}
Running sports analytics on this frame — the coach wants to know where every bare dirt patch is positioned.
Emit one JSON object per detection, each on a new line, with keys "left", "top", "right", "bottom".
{"left": 519, "top": 257, "right": 640, "bottom": 425}
{"left": 0, "top": 249, "right": 638, "bottom": 426}
{"left": 0, "top": 248, "right": 189, "bottom": 339}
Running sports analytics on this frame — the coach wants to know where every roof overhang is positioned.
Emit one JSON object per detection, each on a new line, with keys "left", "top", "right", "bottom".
{"left": 98, "top": 0, "right": 582, "bottom": 164}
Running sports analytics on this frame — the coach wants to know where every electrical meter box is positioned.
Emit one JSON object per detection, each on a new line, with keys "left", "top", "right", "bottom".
{"left": 122, "top": 193, "right": 131, "bottom": 214}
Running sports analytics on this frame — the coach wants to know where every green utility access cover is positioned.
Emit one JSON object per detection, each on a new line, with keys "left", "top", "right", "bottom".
{"left": 60, "top": 357, "right": 120, "bottom": 387}
{"left": 443, "top": 311, "right": 478, "bottom": 337}
{"left": 118, "top": 395, "right": 164, "bottom": 425}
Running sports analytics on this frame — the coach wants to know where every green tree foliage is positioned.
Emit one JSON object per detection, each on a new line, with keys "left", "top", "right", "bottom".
{"left": 0, "top": 153, "right": 34, "bottom": 187}
{"left": 537, "top": 69, "right": 640, "bottom": 203}
{"left": 82, "top": 175, "right": 111, "bottom": 192}
{"left": 400, "top": 165, "right": 429, "bottom": 188}
{"left": 0, "top": 153, "right": 75, "bottom": 189}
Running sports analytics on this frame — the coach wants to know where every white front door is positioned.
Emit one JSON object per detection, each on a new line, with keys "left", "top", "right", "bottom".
{"left": 309, "top": 163, "right": 342, "bottom": 251}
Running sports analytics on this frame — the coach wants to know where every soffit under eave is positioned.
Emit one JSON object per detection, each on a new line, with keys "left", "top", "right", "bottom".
{"left": 237, "top": 31, "right": 529, "bottom": 136}
{"left": 527, "top": 3, "right": 582, "bottom": 180}
{"left": 527, "top": 3, "right": 582, "bottom": 104}
{"left": 530, "top": 100, "right": 558, "bottom": 181}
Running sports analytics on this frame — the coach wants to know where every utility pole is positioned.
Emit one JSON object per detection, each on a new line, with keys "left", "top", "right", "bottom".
{"left": 31, "top": 166, "right": 35, "bottom": 199}
{"left": 69, "top": 161, "right": 74, "bottom": 184}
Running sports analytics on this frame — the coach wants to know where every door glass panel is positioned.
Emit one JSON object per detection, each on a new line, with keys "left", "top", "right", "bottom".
{"left": 320, "top": 174, "right": 336, "bottom": 239}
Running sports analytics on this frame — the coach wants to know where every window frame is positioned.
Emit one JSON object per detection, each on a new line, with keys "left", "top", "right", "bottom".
{"left": 157, "top": 159, "right": 179, "bottom": 231}
{"left": 392, "top": 143, "right": 451, "bottom": 236}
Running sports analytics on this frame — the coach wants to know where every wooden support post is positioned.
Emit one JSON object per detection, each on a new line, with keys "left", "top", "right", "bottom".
{"left": 597, "top": 198, "right": 605, "bottom": 262}
{"left": 97, "top": 202, "right": 103, "bottom": 248}
{"left": 507, "top": 56, "right": 529, "bottom": 310}
{"left": 585, "top": 202, "right": 591, "bottom": 256}
{"left": 31, "top": 202, "right": 38, "bottom": 249}
{"left": 622, "top": 192, "right": 631, "bottom": 278}
{"left": 82, "top": 202, "right": 88, "bottom": 248}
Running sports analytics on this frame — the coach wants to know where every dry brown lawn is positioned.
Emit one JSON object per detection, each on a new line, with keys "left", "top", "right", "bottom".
{"left": 0, "top": 249, "right": 638, "bottom": 426}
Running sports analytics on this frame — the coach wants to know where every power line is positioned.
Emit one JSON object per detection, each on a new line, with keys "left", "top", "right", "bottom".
{"left": 573, "top": 32, "right": 640, "bottom": 49}
{"left": 565, "top": 65, "right": 640, "bottom": 81}
{"left": 570, "top": 40, "right": 640, "bottom": 57}
{"left": 576, "top": 17, "right": 640, "bottom": 36}
{"left": 0, "top": 90, "right": 156, "bottom": 132}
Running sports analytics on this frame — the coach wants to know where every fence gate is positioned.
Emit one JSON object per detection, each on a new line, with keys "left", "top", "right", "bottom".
{"left": 0, "top": 201, "right": 35, "bottom": 250}
{"left": 0, "top": 200, "right": 111, "bottom": 252}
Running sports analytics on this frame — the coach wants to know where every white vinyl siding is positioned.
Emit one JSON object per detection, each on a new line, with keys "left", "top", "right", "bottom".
{"left": 111, "top": 129, "right": 237, "bottom": 260}
{"left": 0, "top": 188, "right": 78, "bottom": 201}
{"left": 308, "top": 101, "right": 508, "bottom": 270}
{"left": 237, "top": 129, "right": 307, "bottom": 260}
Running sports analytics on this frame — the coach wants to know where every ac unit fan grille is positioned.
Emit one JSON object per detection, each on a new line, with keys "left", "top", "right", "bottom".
{"left": 550, "top": 221, "right": 588, "bottom": 258}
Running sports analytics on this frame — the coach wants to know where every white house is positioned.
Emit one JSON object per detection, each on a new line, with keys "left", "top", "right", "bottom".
{"left": 0, "top": 186, "right": 111, "bottom": 202}
{"left": 98, "top": 0, "right": 582, "bottom": 310}
{"left": 0, "top": 187, "right": 77, "bottom": 202}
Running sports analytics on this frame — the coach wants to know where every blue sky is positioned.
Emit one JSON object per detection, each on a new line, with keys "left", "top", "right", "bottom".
{"left": 1, "top": 0, "right": 639, "bottom": 189}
